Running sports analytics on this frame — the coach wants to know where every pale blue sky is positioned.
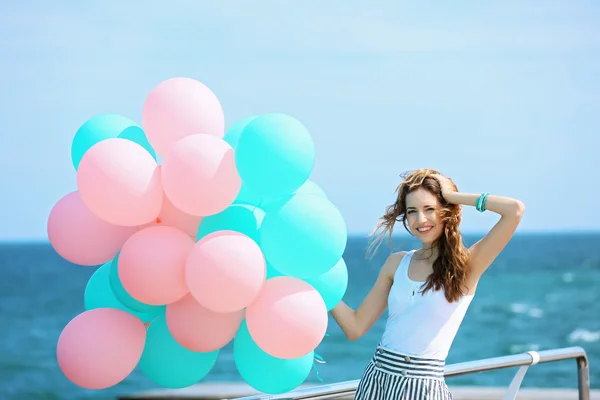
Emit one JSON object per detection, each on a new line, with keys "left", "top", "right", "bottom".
{"left": 1, "top": 0, "right": 599, "bottom": 240}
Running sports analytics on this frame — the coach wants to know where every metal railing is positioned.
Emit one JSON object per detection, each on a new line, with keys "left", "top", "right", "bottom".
{"left": 231, "top": 346, "right": 590, "bottom": 400}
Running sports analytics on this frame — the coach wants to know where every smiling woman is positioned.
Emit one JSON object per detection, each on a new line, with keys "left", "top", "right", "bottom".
{"left": 378, "top": 170, "right": 471, "bottom": 304}
{"left": 330, "top": 168, "right": 525, "bottom": 400}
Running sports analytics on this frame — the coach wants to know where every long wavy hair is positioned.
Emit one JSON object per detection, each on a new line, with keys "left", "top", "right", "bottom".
{"left": 367, "top": 168, "right": 470, "bottom": 302}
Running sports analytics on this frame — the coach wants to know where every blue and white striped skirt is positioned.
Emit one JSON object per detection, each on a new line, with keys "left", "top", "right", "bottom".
{"left": 354, "top": 346, "right": 453, "bottom": 400}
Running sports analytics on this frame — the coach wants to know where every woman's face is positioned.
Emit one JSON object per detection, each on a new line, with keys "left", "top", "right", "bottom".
{"left": 405, "top": 188, "right": 444, "bottom": 244}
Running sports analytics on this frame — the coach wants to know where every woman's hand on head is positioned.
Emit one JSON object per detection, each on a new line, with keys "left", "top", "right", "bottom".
{"left": 431, "top": 174, "right": 457, "bottom": 198}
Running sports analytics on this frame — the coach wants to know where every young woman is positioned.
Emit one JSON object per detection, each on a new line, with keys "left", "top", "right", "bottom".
{"left": 331, "top": 168, "right": 525, "bottom": 400}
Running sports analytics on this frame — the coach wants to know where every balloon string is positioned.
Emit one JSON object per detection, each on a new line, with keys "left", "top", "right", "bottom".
{"left": 311, "top": 333, "right": 331, "bottom": 382}
{"left": 313, "top": 353, "right": 326, "bottom": 382}
{"left": 312, "top": 361, "right": 323, "bottom": 382}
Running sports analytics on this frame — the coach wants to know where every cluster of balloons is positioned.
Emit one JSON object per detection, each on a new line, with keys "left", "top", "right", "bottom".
{"left": 47, "top": 77, "right": 349, "bottom": 394}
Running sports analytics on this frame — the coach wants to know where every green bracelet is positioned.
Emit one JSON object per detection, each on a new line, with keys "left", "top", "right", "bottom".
{"left": 481, "top": 192, "right": 490, "bottom": 211}
{"left": 476, "top": 192, "right": 490, "bottom": 212}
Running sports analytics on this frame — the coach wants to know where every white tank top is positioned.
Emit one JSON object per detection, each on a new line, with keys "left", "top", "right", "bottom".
{"left": 380, "top": 250, "right": 474, "bottom": 359}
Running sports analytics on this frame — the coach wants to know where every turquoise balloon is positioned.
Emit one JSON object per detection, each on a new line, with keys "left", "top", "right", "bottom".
{"left": 305, "top": 258, "right": 348, "bottom": 311}
{"left": 118, "top": 125, "right": 156, "bottom": 156}
{"left": 224, "top": 116, "right": 258, "bottom": 149}
{"left": 139, "top": 316, "right": 219, "bottom": 388}
{"left": 234, "top": 320, "right": 314, "bottom": 394}
{"left": 71, "top": 114, "right": 156, "bottom": 170}
{"left": 84, "top": 262, "right": 162, "bottom": 323}
{"left": 260, "top": 194, "right": 347, "bottom": 279}
{"left": 296, "top": 179, "right": 327, "bottom": 199}
{"left": 197, "top": 204, "right": 265, "bottom": 243}
{"left": 236, "top": 179, "right": 326, "bottom": 209}
{"left": 235, "top": 113, "right": 315, "bottom": 199}
{"left": 233, "top": 184, "right": 272, "bottom": 208}
{"left": 108, "top": 254, "right": 165, "bottom": 315}
{"left": 233, "top": 184, "right": 262, "bottom": 207}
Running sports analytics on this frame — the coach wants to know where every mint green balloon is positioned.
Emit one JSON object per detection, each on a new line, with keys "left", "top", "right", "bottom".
{"left": 235, "top": 113, "right": 315, "bottom": 199}
{"left": 235, "top": 179, "right": 326, "bottom": 209}
{"left": 232, "top": 184, "right": 265, "bottom": 208}
{"left": 224, "top": 115, "right": 257, "bottom": 149}
{"left": 234, "top": 320, "right": 314, "bottom": 394}
{"left": 260, "top": 194, "right": 347, "bottom": 279}
{"left": 296, "top": 180, "right": 327, "bottom": 199}
{"left": 261, "top": 179, "right": 326, "bottom": 211}
{"left": 305, "top": 258, "right": 348, "bottom": 311}
{"left": 197, "top": 204, "right": 265, "bottom": 243}
{"left": 84, "top": 262, "right": 162, "bottom": 324}
{"left": 139, "top": 316, "right": 219, "bottom": 388}
{"left": 108, "top": 254, "right": 165, "bottom": 315}
{"left": 119, "top": 125, "right": 155, "bottom": 155}
{"left": 71, "top": 114, "right": 156, "bottom": 170}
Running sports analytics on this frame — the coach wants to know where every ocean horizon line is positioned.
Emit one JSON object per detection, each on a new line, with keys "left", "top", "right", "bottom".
{"left": 1, "top": 228, "right": 599, "bottom": 244}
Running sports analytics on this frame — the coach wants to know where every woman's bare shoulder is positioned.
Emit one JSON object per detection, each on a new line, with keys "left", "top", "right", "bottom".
{"left": 381, "top": 251, "right": 407, "bottom": 280}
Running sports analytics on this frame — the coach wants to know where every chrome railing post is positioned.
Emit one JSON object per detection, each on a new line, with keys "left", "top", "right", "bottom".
{"left": 578, "top": 354, "right": 590, "bottom": 400}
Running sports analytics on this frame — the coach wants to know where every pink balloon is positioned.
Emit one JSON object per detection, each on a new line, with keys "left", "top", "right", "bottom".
{"left": 161, "top": 134, "right": 241, "bottom": 217}
{"left": 47, "top": 191, "right": 136, "bottom": 266}
{"left": 157, "top": 191, "right": 203, "bottom": 237}
{"left": 142, "top": 77, "right": 225, "bottom": 155}
{"left": 166, "top": 294, "right": 244, "bottom": 352}
{"left": 246, "top": 277, "right": 327, "bottom": 359}
{"left": 76, "top": 138, "right": 163, "bottom": 226}
{"left": 137, "top": 188, "right": 203, "bottom": 238}
{"left": 57, "top": 308, "right": 146, "bottom": 389}
{"left": 186, "top": 230, "right": 265, "bottom": 313}
{"left": 119, "top": 226, "right": 194, "bottom": 305}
